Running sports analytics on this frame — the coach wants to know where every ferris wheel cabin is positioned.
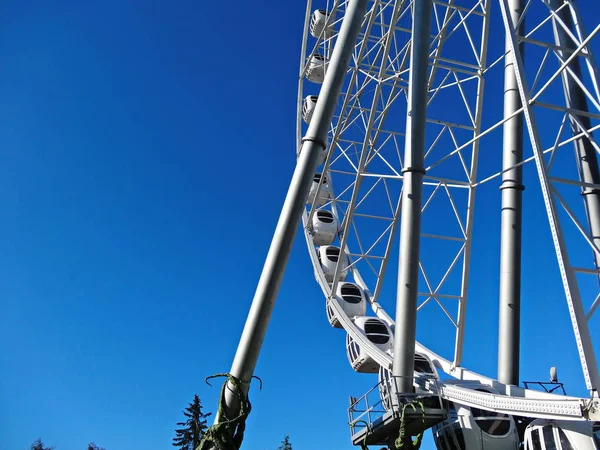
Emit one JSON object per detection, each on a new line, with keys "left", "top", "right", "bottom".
{"left": 317, "top": 245, "right": 349, "bottom": 282}
{"left": 326, "top": 281, "right": 367, "bottom": 328}
{"left": 377, "top": 354, "right": 440, "bottom": 409}
{"left": 311, "top": 209, "right": 338, "bottom": 246}
{"left": 524, "top": 419, "right": 600, "bottom": 450}
{"left": 302, "top": 95, "right": 318, "bottom": 124}
{"left": 307, "top": 172, "right": 332, "bottom": 207}
{"left": 346, "top": 316, "right": 392, "bottom": 373}
{"left": 310, "top": 9, "right": 335, "bottom": 39}
{"left": 431, "top": 387, "right": 519, "bottom": 450}
{"left": 305, "top": 53, "right": 328, "bottom": 84}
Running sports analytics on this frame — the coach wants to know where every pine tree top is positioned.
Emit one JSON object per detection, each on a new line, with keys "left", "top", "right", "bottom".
{"left": 277, "top": 435, "right": 292, "bottom": 450}
{"left": 172, "top": 394, "right": 212, "bottom": 450}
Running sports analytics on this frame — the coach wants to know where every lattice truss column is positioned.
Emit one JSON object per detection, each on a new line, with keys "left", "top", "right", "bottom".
{"left": 299, "top": 0, "right": 492, "bottom": 370}
{"left": 496, "top": 0, "right": 600, "bottom": 392}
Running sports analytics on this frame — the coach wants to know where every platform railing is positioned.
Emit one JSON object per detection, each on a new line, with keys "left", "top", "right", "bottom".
{"left": 347, "top": 374, "right": 444, "bottom": 438}
{"left": 522, "top": 380, "right": 567, "bottom": 395}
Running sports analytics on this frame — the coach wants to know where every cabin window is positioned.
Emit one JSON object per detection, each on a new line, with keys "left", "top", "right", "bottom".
{"left": 313, "top": 173, "right": 328, "bottom": 184}
{"left": 557, "top": 428, "right": 574, "bottom": 450}
{"left": 364, "top": 320, "right": 389, "bottom": 344}
{"left": 317, "top": 215, "right": 334, "bottom": 224}
{"left": 531, "top": 429, "right": 543, "bottom": 450}
{"left": 475, "top": 417, "right": 511, "bottom": 436}
{"left": 436, "top": 430, "right": 450, "bottom": 450}
{"left": 543, "top": 426, "right": 557, "bottom": 450}
{"left": 432, "top": 431, "right": 441, "bottom": 450}
{"left": 444, "top": 427, "right": 459, "bottom": 450}
{"left": 592, "top": 424, "right": 600, "bottom": 448}
{"left": 326, "top": 247, "right": 340, "bottom": 262}
{"left": 342, "top": 294, "right": 362, "bottom": 304}
{"left": 433, "top": 403, "right": 464, "bottom": 450}
{"left": 431, "top": 430, "right": 440, "bottom": 450}
{"left": 414, "top": 356, "right": 434, "bottom": 374}
{"left": 453, "top": 424, "right": 465, "bottom": 450}
{"left": 471, "top": 406, "right": 511, "bottom": 436}
{"left": 349, "top": 340, "right": 360, "bottom": 360}
{"left": 341, "top": 285, "right": 362, "bottom": 303}
{"left": 317, "top": 210, "right": 334, "bottom": 223}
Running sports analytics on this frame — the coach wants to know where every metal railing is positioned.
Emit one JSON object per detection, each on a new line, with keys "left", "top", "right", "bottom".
{"left": 522, "top": 381, "right": 567, "bottom": 395}
{"left": 347, "top": 375, "right": 444, "bottom": 437}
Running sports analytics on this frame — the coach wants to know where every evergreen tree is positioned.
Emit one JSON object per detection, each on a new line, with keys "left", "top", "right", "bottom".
{"left": 172, "top": 394, "right": 212, "bottom": 450}
{"left": 277, "top": 436, "right": 292, "bottom": 450}
{"left": 87, "top": 443, "right": 106, "bottom": 450}
{"left": 30, "top": 439, "right": 53, "bottom": 450}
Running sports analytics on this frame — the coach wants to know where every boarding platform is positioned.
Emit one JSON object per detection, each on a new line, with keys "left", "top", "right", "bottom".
{"left": 348, "top": 375, "right": 447, "bottom": 446}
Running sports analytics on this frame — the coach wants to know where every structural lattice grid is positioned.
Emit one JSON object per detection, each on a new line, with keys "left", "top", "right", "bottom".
{"left": 297, "top": 0, "right": 600, "bottom": 416}
{"left": 494, "top": 0, "right": 600, "bottom": 392}
{"left": 299, "top": 0, "right": 491, "bottom": 372}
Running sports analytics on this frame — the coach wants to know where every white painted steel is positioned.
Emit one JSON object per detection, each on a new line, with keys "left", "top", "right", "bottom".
{"left": 297, "top": 0, "right": 600, "bottom": 423}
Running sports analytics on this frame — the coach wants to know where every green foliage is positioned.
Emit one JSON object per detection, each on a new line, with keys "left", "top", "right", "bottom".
{"left": 29, "top": 438, "right": 105, "bottom": 450}
{"left": 173, "top": 394, "right": 212, "bottom": 450}
{"left": 30, "top": 439, "right": 53, "bottom": 450}
{"left": 87, "top": 443, "right": 106, "bottom": 450}
{"left": 277, "top": 436, "right": 292, "bottom": 450}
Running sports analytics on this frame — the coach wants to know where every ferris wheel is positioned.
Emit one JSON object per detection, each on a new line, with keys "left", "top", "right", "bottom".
{"left": 295, "top": 0, "right": 600, "bottom": 448}
{"left": 199, "top": 1, "right": 600, "bottom": 450}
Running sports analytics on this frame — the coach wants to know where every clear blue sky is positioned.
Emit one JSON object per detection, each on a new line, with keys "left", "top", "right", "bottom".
{"left": 1, "top": 1, "right": 599, "bottom": 450}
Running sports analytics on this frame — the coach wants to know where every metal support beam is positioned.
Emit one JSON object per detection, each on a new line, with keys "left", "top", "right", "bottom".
{"left": 392, "top": 0, "right": 432, "bottom": 394}
{"left": 498, "top": 0, "right": 600, "bottom": 393}
{"left": 498, "top": 0, "right": 524, "bottom": 387}
{"left": 214, "top": 0, "right": 369, "bottom": 430}
{"left": 550, "top": 0, "right": 600, "bottom": 274}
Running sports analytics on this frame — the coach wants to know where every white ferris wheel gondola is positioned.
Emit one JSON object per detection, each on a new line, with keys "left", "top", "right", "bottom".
{"left": 307, "top": 172, "right": 332, "bottom": 207}
{"left": 317, "top": 245, "right": 349, "bottom": 283}
{"left": 310, "top": 209, "right": 338, "bottom": 246}
{"left": 346, "top": 316, "right": 393, "bottom": 373}
{"left": 327, "top": 281, "right": 367, "bottom": 328}
{"left": 305, "top": 53, "right": 328, "bottom": 84}
{"left": 302, "top": 95, "right": 318, "bottom": 124}
{"left": 310, "top": 9, "right": 335, "bottom": 39}
{"left": 523, "top": 420, "right": 600, "bottom": 450}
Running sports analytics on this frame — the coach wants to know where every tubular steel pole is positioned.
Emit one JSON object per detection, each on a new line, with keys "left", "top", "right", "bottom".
{"left": 392, "top": 0, "right": 432, "bottom": 395}
{"left": 498, "top": 0, "right": 524, "bottom": 387}
{"left": 215, "top": 0, "right": 369, "bottom": 426}
{"left": 550, "top": 1, "right": 600, "bottom": 393}
{"left": 550, "top": 0, "right": 600, "bottom": 273}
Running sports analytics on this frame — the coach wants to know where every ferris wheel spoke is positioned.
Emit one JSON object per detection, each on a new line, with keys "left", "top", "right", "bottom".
{"left": 587, "top": 293, "right": 600, "bottom": 321}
